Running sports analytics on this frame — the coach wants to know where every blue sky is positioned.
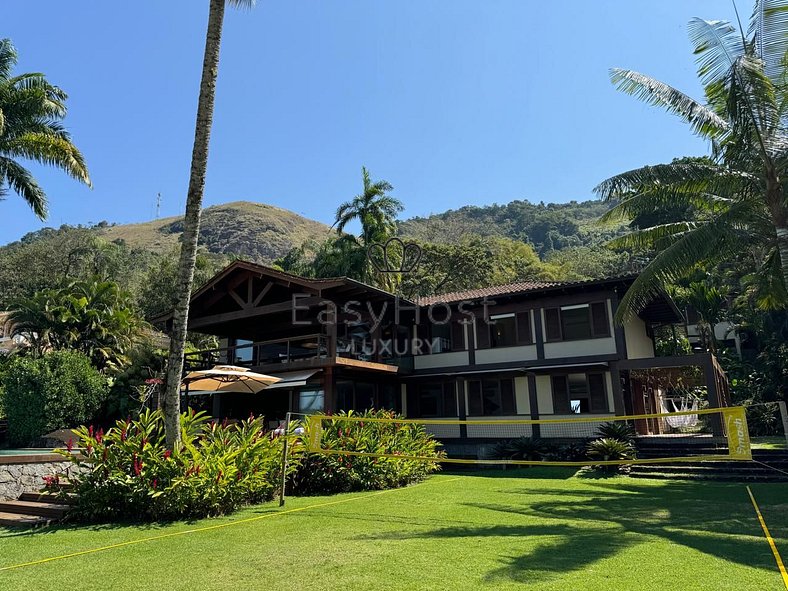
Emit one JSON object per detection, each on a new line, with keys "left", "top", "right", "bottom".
{"left": 2, "top": 1, "right": 740, "bottom": 245}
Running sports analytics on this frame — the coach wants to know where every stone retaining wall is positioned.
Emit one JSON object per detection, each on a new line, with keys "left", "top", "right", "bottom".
{"left": 0, "top": 458, "right": 75, "bottom": 501}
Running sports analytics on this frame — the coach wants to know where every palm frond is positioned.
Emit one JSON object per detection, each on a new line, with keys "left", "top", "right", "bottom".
{"left": 749, "top": 0, "right": 788, "bottom": 83}
{"left": 614, "top": 205, "right": 753, "bottom": 321}
{"left": 0, "top": 156, "right": 46, "bottom": 218}
{"left": 2, "top": 132, "right": 91, "bottom": 186}
{"left": 688, "top": 18, "right": 746, "bottom": 87}
{"left": 609, "top": 69, "right": 728, "bottom": 138}
{"left": 594, "top": 161, "right": 752, "bottom": 202}
{"left": 0, "top": 39, "right": 16, "bottom": 80}
{"left": 607, "top": 222, "right": 699, "bottom": 251}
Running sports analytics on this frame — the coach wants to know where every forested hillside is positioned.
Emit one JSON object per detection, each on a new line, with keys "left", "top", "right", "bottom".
{"left": 399, "top": 199, "right": 628, "bottom": 255}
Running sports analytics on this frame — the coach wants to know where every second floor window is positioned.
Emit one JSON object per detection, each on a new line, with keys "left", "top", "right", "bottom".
{"left": 544, "top": 302, "right": 609, "bottom": 342}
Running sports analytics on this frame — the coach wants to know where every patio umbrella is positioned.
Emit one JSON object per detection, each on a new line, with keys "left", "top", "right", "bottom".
{"left": 181, "top": 365, "right": 281, "bottom": 394}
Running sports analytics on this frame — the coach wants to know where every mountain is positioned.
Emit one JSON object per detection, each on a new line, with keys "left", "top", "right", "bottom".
{"left": 399, "top": 199, "right": 627, "bottom": 255}
{"left": 100, "top": 201, "right": 331, "bottom": 261}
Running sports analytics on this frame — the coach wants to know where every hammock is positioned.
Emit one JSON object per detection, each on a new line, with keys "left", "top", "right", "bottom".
{"left": 661, "top": 398, "right": 699, "bottom": 429}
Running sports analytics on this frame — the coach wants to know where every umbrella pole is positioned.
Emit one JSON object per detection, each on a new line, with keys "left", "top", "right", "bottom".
{"left": 278, "top": 412, "right": 292, "bottom": 507}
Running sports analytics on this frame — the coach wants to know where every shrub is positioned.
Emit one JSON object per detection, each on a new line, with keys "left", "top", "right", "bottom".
{"left": 596, "top": 421, "right": 636, "bottom": 444}
{"left": 291, "top": 409, "right": 444, "bottom": 495}
{"left": 52, "top": 409, "right": 298, "bottom": 522}
{"left": 586, "top": 438, "right": 636, "bottom": 473}
{"left": 745, "top": 402, "right": 782, "bottom": 437}
{"left": 2, "top": 350, "right": 109, "bottom": 446}
{"left": 491, "top": 437, "right": 550, "bottom": 461}
{"left": 543, "top": 440, "right": 590, "bottom": 462}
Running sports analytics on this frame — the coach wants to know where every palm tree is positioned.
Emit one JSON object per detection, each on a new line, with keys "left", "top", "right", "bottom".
{"left": 162, "top": 0, "right": 256, "bottom": 450}
{"left": 595, "top": 2, "right": 788, "bottom": 320}
{"left": 0, "top": 39, "right": 90, "bottom": 219}
{"left": 334, "top": 166, "right": 403, "bottom": 247}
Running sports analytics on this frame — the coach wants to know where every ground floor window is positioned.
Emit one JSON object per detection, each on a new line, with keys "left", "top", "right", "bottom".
{"left": 408, "top": 382, "right": 457, "bottom": 417}
{"left": 298, "top": 389, "right": 324, "bottom": 414}
{"left": 551, "top": 372, "right": 607, "bottom": 414}
{"left": 336, "top": 380, "right": 400, "bottom": 413}
{"left": 467, "top": 378, "right": 516, "bottom": 416}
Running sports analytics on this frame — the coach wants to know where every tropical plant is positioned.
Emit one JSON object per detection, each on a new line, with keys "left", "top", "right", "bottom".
{"left": 334, "top": 166, "right": 404, "bottom": 247}
{"left": 586, "top": 438, "right": 636, "bottom": 472}
{"left": 163, "top": 0, "right": 257, "bottom": 450}
{"left": 9, "top": 278, "right": 146, "bottom": 371}
{"left": 0, "top": 38, "right": 90, "bottom": 218}
{"left": 490, "top": 436, "right": 550, "bottom": 461}
{"left": 51, "top": 409, "right": 300, "bottom": 522}
{"left": 1, "top": 350, "right": 109, "bottom": 446}
{"left": 292, "top": 409, "right": 444, "bottom": 495}
{"left": 596, "top": 421, "right": 636, "bottom": 444}
{"left": 595, "top": 2, "right": 788, "bottom": 319}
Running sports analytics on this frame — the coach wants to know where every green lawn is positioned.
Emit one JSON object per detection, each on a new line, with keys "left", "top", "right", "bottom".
{"left": 752, "top": 436, "right": 787, "bottom": 450}
{"left": 1, "top": 470, "right": 786, "bottom": 590}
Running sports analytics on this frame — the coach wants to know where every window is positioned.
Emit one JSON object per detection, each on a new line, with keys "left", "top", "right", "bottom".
{"left": 478, "top": 311, "right": 532, "bottom": 349}
{"left": 231, "top": 338, "right": 254, "bottom": 364}
{"left": 468, "top": 378, "right": 517, "bottom": 416}
{"left": 430, "top": 322, "right": 452, "bottom": 354}
{"left": 551, "top": 373, "right": 608, "bottom": 414}
{"left": 298, "top": 389, "right": 324, "bottom": 413}
{"left": 544, "top": 302, "right": 610, "bottom": 342}
{"left": 490, "top": 314, "right": 516, "bottom": 347}
{"left": 336, "top": 380, "right": 378, "bottom": 411}
{"left": 411, "top": 383, "right": 457, "bottom": 417}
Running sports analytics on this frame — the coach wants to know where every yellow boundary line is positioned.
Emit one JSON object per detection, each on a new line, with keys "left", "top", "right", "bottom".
{"left": 309, "top": 406, "right": 737, "bottom": 425}
{"left": 316, "top": 448, "right": 738, "bottom": 466}
{"left": 746, "top": 485, "right": 788, "bottom": 590}
{"left": 0, "top": 477, "right": 461, "bottom": 573}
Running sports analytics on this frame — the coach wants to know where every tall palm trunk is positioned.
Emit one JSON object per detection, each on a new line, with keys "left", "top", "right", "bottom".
{"left": 163, "top": 0, "right": 226, "bottom": 449}
{"left": 777, "top": 226, "right": 788, "bottom": 287}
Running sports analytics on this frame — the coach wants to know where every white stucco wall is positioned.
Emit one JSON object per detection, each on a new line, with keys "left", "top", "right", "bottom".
{"left": 475, "top": 345, "right": 538, "bottom": 365}
{"left": 535, "top": 375, "right": 553, "bottom": 414}
{"left": 623, "top": 316, "right": 654, "bottom": 359}
{"left": 413, "top": 351, "right": 470, "bottom": 370}
{"left": 543, "top": 338, "right": 617, "bottom": 358}
{"left": 514, "top": 376, "right": 530, "bottom": 415}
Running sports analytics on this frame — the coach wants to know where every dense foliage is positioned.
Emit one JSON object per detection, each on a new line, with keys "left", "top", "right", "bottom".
{"left": 2, "top": 350, "right": 108, "bottom": 445}
{"left": 596, "top": 4, "right": 788, "bottom": 319}
{"left": 54, "top": 410, "right": 297, "bottom": 522}
{"left": 9, "top": 278, "right": 146, "bottom": 371}
{"left": 399, "top": 199, "right": 628, "bottom": 256}
{"left": 291, "top": 410, "right": 444, "bottom": 495}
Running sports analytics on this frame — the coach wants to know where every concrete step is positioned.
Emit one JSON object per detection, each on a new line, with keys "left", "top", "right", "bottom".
{"left": 630, "top": 464, "right": 774, "bottom": 474}
{"left": 0, "top": 500, "right": 69, "bottom": 519}
{"left": 18, "top": 492, "right": 75, "bottom": 505}
{"left": 629, "top": 471, "right": 787, "bottom": 482}
{"left": 0, "top": 511, "right": 51, "bottom": 528}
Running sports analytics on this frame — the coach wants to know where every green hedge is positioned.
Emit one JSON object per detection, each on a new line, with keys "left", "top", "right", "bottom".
{"left": 291, "top": 409, "right": 444, "bottom": 495}
{"left": 54, "top": 410, "right": 298, "bottom": 522}
{"left": 2, "top": 350, "right": 109, "bottom": 446}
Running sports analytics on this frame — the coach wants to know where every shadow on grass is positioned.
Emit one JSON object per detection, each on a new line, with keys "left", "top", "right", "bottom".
{"left": 358, "top": 479, "right": 778, "bottom": 584}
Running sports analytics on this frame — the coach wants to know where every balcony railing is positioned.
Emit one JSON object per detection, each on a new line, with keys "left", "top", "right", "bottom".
{"left": 184, "top": 334, "right": 329, "bottom": 371}
{"left": 184, "top": 333, "right": 415, "bottom": 372}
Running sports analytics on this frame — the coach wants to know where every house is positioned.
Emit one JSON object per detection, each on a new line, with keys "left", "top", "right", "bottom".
{"left": 157, "top": 260, "right": 731, "bottom": 442}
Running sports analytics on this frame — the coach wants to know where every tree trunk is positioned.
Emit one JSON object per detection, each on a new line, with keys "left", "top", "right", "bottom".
{"left": 163, "top": 0, "right": 226, "bottom": 450}
{"left": 778, "top": 226, "right": 788, "bottom": 290}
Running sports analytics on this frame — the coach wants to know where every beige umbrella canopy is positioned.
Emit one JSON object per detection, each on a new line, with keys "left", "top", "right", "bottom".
{"left": 181, "top": 365, "right": 281, "bottom": 394}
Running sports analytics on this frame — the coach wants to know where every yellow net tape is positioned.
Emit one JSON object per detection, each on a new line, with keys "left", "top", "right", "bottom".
{"left": 304, "top": 406, "right": 751, "bottom": 466}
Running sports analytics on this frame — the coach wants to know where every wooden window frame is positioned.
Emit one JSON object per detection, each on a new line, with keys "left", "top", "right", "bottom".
{"left": 467, "top": 377, "right": 518, "bottom": 416}
{"left": 550, "top": 372, "right": 609, "bottom": 414}
{"left": 543, "top": 301, "right": 610, "bottom": 343}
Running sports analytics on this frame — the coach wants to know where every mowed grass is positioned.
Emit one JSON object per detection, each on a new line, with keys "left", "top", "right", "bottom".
{"left": 1, "top": 470, "right": 786, "bottom": 590}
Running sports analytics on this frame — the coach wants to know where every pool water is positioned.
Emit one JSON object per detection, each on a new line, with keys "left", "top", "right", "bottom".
{"left": 0, "top": 449, "right": 57, "bottom": 456}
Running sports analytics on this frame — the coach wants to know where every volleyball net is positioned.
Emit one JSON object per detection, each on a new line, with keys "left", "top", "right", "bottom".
{"left": 303, "top": 406, "right": 752, "bottom": 466}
